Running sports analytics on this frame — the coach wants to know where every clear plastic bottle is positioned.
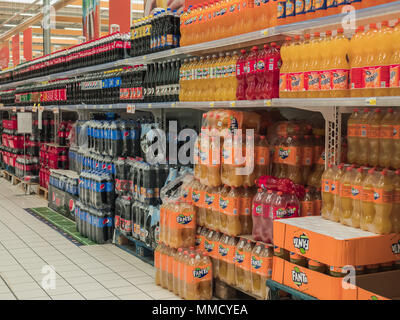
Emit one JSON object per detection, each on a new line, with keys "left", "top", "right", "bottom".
{"left": 330, "top": 164, "right": 345, "bottom": 222}
{"left": 347, "top": 108, "right": 361, "bottom": 164}
{"left": 240, "top": 186, "right": 255, "bottom": 235}
{"left": 173, "top": 248, "right": 183, "bottom": 296}
{"left": 349, "top": 167, "right": 365, "bottom": 228}
{"left": 155, "top": 244, "right": 162, "bottom": 286}
{"left": 360, "top": 168, "right": 378, "bottom": 231}
{"left": 252, "top": 188, "right": 265, "bottom": 241}
{"left": 221, "top": 186, "right": 242, "bottom": 236}
{"left": 379, "top": 108, "right": 395, "bottom": 168}
{"left": 321, "top": 164, "right": 335, "bottom": 220}
{"left": 368, "top": 109, "right": 383, "bottom": 167}
{"left": 251, "top": 242, "right": 273, "bottom": 299}
{"left": 339, "top": 166, "right": 355, "bottom": 225}
{"left": 357, "top": 108, "right": 371, "bottom": 165}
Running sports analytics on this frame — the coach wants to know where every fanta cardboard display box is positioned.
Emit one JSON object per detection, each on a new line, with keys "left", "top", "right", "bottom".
{"left": 274, "top": 216, "right": 400, "bottom": 267}
{"left": 272, "top": 257, "right": 400, "bottom": 300}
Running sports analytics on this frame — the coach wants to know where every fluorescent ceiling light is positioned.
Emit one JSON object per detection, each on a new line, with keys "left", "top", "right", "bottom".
{"left": 33, "top": 36, "right": 78, "bottom": 41}
{"left": 132, "top": 10, "right": 143, "bottom": 13}
{"left": 66, "top": 4, "right": 81, "bottom": 8}
{"left": 4, "top": 24, "right": 17, "bottom": 27}
{"left": 64, "top": 27, "right": 82, "bottom": 31}
{"left": 20, "top": 13, "right": 35, "bottom": 16}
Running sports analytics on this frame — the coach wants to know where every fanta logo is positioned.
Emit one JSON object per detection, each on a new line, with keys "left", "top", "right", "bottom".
{"left": 374, "top": 192, "right": 380, "bottom": 201}
{"left": 193, "top": 266, "right": 210, "bottom": 279}
{"left": 331, "top": 183, "right": 336, "bottom": 192}
{"left": 204, "top": 241, "right": 214, "bottom": 252}
{"left": 279, "top": 148, "right": 290, "bottom": 160}
{"left": 292, "top": 267, "right": 308, "bottom": 287}
{"left": 333, "top": 75, "right": 346, "bottom": 84}
{"left": 365, "top": 71, "right": 378, "bottom": 83}
{"left": 235, "top": 251, "right": 244, "bottom": 264}
{"left": 351, "top": 187, "right": 360, "bottom": 197}
{"left": 192, "top": 192, "right": 200, "bottom": 202}
{"left": 251, "top": 256, "right": 261, "bottom": 269}
{"left": 393, "top": 128, "right": 398, "bottom": 137}
{"left": 275, "top": 208, "right": 286, "bottom": 218}
{"left": 257, "top": 61, "right": 265, "bottom": 71}
{"left": 391, "top": 240, "right": 400, "bottom": 254}
{"left": 205, "top": 194, "right": 214, "bottom": 205}
{"left": 296, "top": 0, "right": 304, "bottom": 12}
{"left": 220, "top": 198, "right": 228, "bottom": 209}
{"left": 177, "top": 214, "right": 193, "bottom": 225}
{"left": 293, "top": 234, "right": 309, "bottom": 254}
{"left": 218, "top": 245, "right": 228, "bottom": 256}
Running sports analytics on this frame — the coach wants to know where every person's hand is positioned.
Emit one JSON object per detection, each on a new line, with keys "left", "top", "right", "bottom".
{"left": 145, "top": 0, "right": 157, "bottom": 16}
{"left": 167, "top": 0, "right": 184, "bottom": 12}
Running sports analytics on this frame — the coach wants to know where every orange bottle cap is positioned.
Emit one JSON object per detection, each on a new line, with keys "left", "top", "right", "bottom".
{"left": 374, "top": 108, "right": 381, "bottom": 113}
{"left": 304, "top": 34, "right": 311, "bottom": 39}
{"left": 337, "top": 28, "right": 344, "bottom": 34}
{"left": 369, "top": 23, "right": 377, "bottom": 29}
{"left": 313, "top": 32, "right": 320, "bottom": 37}
{"left": 388, "top": 108, "right": 394, "bottom": 113}
{"left": 382, "top": 21, "right": 389, "bottom": 27}
{"left": 285, "top": 36, "right": 292, "bottom": 41}
{"left": 252, "top": 46, "right": 258, "bottom": 51}
{"left": 326, "top": 30, "right": 332, "bottom": 36}
{"left": 294, "top": 35, "right": 301, "bottom": 40}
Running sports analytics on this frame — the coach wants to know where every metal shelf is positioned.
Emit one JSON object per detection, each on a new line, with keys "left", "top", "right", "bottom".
{"left": 1, "top": 2, "right": 399, "bottom": 90}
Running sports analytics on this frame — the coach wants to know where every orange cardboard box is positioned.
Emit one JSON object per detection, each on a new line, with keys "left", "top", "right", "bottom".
{"left": 273, "top": 216, "right": 400, "bottom": 267}
{"left": 272, "top": 256, "right": 400, "bottom": 300}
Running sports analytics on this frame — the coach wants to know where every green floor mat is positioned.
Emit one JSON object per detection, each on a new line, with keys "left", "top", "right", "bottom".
{"left": 26, "top": 207, "right": 96, "bottom": 246}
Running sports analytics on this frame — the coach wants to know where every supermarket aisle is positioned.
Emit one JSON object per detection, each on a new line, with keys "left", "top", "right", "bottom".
{"left": 0, "top": 179, "right": 177, "bottom": 300}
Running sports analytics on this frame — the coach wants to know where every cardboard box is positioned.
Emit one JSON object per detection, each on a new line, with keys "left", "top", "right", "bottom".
{"left": 274, "top": 216, "right": 400, "bottom": 266}
{"left": 272, "top": 256, "right": 400, "bottom": 300}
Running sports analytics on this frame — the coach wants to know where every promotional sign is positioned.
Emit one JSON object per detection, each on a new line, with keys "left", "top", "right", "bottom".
{"left": 0, "top": 43, "right": 9, "bottom": 69}
{"left": 83, "top": 0, "right": 100, "bottom": 41}
{"left": 23, "top": 28, "right": 33, "bottom": 62}
{"left": 12, "top": 34, "right": 20, "bottom": 66}
{"left": 109, "top": 0, "right": 131, "bottom": 33}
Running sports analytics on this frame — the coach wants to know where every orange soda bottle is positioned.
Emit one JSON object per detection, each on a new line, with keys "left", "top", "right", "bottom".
{"left": 368, "top": 108, "right": 383, "bottom": 167}
{"left": 330, "top": 28, "right": 350, "bottom": 97}
{"left": 347, "top": 108, "right": 361, "bottom": 164}
{"left": 330, "top": 164, "right": 345, "bottom": 222}
{"left": 390, "top": 19, "right": 400, "bottom": 96}
{"left": 339, "top": 166, "right": 355, "bottom": 225}
{"left": 391, "top": 170, "right": 400, "bottom": 233}
{"left": 198, "top": 252, "right": 213, "bottom": 299}
{"left": 392, "top": 111, "right": 400, "bottom": 169}
{"left": 250, "top": 242, "right": 273, "bottom": 299}
{"left": 155, "top": 244, "right": 162, "bottom": 286}
{"left": 321, "top": 164, "right": 335, "bottom": 220}
{"left": 357, "top": 108, "right": 371, "bottom": 165}
{"left": 379, "top": 108, "right": 395, "bottom": 168}
{"left": 348, "top": 167, "right": 365, "bottom": 228}
{"left": 221, "top": 186, "right": 242, "bottom": 236}
{"left": 349, "top": 26, "right": 366, "bottom": 97}
{"left": 240, "top": 186, "right": 255, "bottom": 234}
{"left": 360, "top": 168, "right": 378, "bottom": 231}
{"left": 301, "top": 187, "right": 315, "bottom": 216}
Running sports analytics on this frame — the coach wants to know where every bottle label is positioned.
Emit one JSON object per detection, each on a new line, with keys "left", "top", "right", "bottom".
{"left": 186, "top": 263, "right": 212, "bottom": 283}
{"left": 340, "top": 183, "right": 352, "bottom": 198}
{"left": 272, "top": 206, "right": 287, "bottom": 219}
{"left": 351, "top": 67, "right": 364, "bottom": 89}
{"left": 351, "top": 185, "right": 362, "bottom": 199}
{"left": 364, "top": 66, "right": 390, "bottom": 88}
{"left": 322, "top": 179, "right": 331, "bottom": 193}
{"left": 361, "top": 187, "right": 374, "bottom": 202}
{"left": 252, "top": 203, "right": 263, "bottom": 217}
{"left": 280, "top": 73, "right": 288, "bottom": 92}
{"left": 286, "top": 0, "right": 295, "bottom": 16}
{"left": 218, "top": 243, "right": 235, "bottom": 263}
{"left": 251, "top": 255, "right": 273, "bottom": 277}
{"left": 255, "top": 146, "right": 270, "bottom": 165}
{"left": 331, "top": 180, "right": 339, "bottom": 195}
{"left": 236, "top": 250, "right": 251, "bottom": 271}
{"left": 306, "top": 71, "right": 320, "bottom": 91}
{"left": 320, "top": 70, "right": 331, "bottom": 91}
{"left": 393, "top": 125, "right": 400, "bottom": 140}
{"left": 204, "top": 238, "right": 215, "bottom": 258}
{"left": 301, "top": 201, "right": 314, "bottom": 216}
{"left": 301, "top": 146, "right": 313, "bottom": 166}
{"left": 394, "top": 189, "right": 400, "bottom": 204}
{"left": 331, "top": 69, "right": 349, "bottom": 90}
{"left": 304, "top": 0, "right": 313, "bottom": 12}
{"left": 348, "top": 123, "right": 360, "bottom": 138}
{"left": 390, "top": 64, "right": 400, "bottom": 88}
{"left": 380, "top": 124, "right": 393, "bottom": 139}
{"left": 368, "top": 125, "right": 380, "bottom": 139}
{"left": 242, "top": 196, "right": 252, "bottom": 216}
{"left": 295, "top": 0, "right": 305, "bottom": 15}
{"left": 273, "top": 146, "right": 301, "bottom": 166}
{"left": 360, "top": 123, "right": 370, "bottom": 138}
{"left": 289, "top": 73, "right": 304, "bottom": 92}
{"left": 372, "top": 188, "right": 393, "bottom": 204}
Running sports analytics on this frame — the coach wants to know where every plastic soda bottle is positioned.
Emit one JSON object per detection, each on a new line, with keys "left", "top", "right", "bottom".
{"left": 321, "top": 164, "right": 335, "bottom": 220}
{"left": 330, "top": 28, "right": 350, "bottom": 97}
{"left": 198, "top": 252, "right": 213, "bottom": 300}
{"left": 155, "top": 244, "right": 162, "bottom": 286}
{"left": 234, "top": 238, "right": 247, "bottom": 289}
{"left": 379, "top": 108, "right": 395, "bottom": 168}
{"left": 370, "top": 170, "right": 393, "bottom": 234}
{"left": 360, "top": 168, "right": 378, "bottom": 231}
{"left": 368, "top": 109, "right": 383, "bottom": 167}
{"left": 252, "top": 188, "right": 266, "bottom": 241}
{"left": 240, "top": 186, "right": 255, "bottom": 235}
{"left": 390, "top": 19, "right": 400, "bottom": 96}
{"left": 314, "top": 188, "right": 322, "bottom": 216}
{"left": 301, "top": 187, "right": 315, "bottom": 216}
{"left": 339, "top": 166, "right": 355, "bottom": 225}
{"left": 251, "top": 242, "right": 273, "bottom": 299}
{"left": 234, "top": 238, "right": 253, "bottom": 291}
{"left": 347, "top": 109, "right": 361, "bottom": 164}
{"left": 357, "top": 108, "right": 371, "bottom": 165}
{"left": 173, "top": 248, "right": 183, "bottom": 296}
{"left": 330, "top": 164, "right": 345, "bottom": 222}
{"left": 160, "top": 244, "right": 168, "bottom": 289}
{"left": 236, "top": 49, "right": 248, "bottom": 100}
{"left": 348, "top": 167, "right": 365, "bottom": 228}
{"left": 245, "top": 46, "right": 259, "bottom": 100}
{"left": 392, "top": 170, "right": 400, "bottom": 233}
{"left": 392, "top": 111, "right": 400, "bottom": 169}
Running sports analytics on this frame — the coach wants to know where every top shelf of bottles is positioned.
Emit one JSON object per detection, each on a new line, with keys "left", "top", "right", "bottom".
{"left": 0, "top": 1, "right": 399, "bottom": 91}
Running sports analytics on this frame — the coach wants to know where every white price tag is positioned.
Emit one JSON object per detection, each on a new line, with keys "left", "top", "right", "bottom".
{"left": 262, "top": 29, "right": 269, "bottom": 36}
{"left": 230, "top": 101, "right": 236, "bottom": 107}
{"left": 264, "top": 99, "right": 272, "bottom": 107}
{"left": 32, "top": 104, "right": 37, "bottom": 112}
{"left": 12, "top": 107, "right": 17, "bottom": 112}
{"left": 127, "top": 104, "right": 136, "bottom": 113}
{"left": 210, "top": 102, "right": 215, "bottom": 107}
{"left": 53, "top": 107, "right": 59, "bottom": 114}
{"left": 109, "top": 105, "right": 113, "bottom": 109}
{"left": 171, "top": 103, "right": 176, "bottom": 108}
{"left": 20, "top": 107, "right": 25, "bottom": 112}
{"left": 38, "top": 105, "right": 44, "bottom": 112}
{"left": 148, "top": 103, "right": 152, "bottom": 108}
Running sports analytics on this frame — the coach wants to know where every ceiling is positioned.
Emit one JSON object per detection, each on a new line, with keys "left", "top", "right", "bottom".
{"left": 0, "top": 0, "right": 144, "bottom": 59}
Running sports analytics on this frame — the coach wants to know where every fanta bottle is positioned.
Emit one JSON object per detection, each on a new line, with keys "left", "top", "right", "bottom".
{"left": 379, "top": 108, "right": 394, "bottom": 167}
{"left": 306, "top": 32, "right": 322, "bottom": 98}
{"left": 330, "top": 164, "right": 345, "bottom": 222}
{"left": 252, "top": 188, "right": 266, "bottom": 241}
{"left": 204, "top": 186, "right": 215, "bottom": 229}
{"left": 155, "top": 244, "right": 162, "bottom": 286}
{"left": 242, "top": 240, "right": 254, "bottom": 291}
{"left": 348, "top": 167, "right": 365, "bottom": 228}
{"left": 390, "top": 19, "right": 400, "bottom": 96}
{"left": 286, "top": 135, "right": 303, "bottom": 185}
{"left": 222, "top": 186, "right": 242, "bottom": 236}
{"left": 368, "top": 108, "right": 383, "bottom": 167}
{"left": 234, "top": 238, "right": 247, "bottom": 289}
{"left": 297, "top": 34, "right": 311, "bottom": 99}
{"left": 168, "top": 248, "right": 176, "bottom": 291}
{"left": 347, "top": 109, "right": 361, "bottom": 164}
{"left": 339, "top": 166, "right": 355, "bottom": 225}
{"left": 279, "top": 37, "right": 292, "bottom": 98}
{"left": 240, "top": 186, "right": 255, "bottom": 235}
{"left": 172, "top": 247, "right": 183, "bottom": 295}
{"left": 314, "top": 188, "right": 322, "bottom": 216}
{"left": 198, "top": 252, "right": 213, "bottom": 299}
{"left": 391, "top": 170, "right": 400, "bottom": 233}
{"left": 254, "top": 135, "right": 270, "bottom": 178}
{"left": 370, "top": 169, "right": 393, "bottom": 234}
{"left": 261, "top": 189, "right": 275, "bottom": 242}
{"left": 301, "top": 135, "right": 314, "bottom": 185}
{"left": 180, "top": 250, "right": 189, "bottom": 298}
{"left": 184, "top": 253, "right": 198, "bottom": 300}
{"left": 376, "top": 21, "right": 393, "bottom": 97}
{"left": 251, "top": 242, "right": 273, "bottom": 299}
{"left": 301, "top": 187, "right": 315, "bottom": 216}
{"left": 319, "top": 31, "right": 333, "bottom": 98}
{"left": 225, "top": 235, "right": 237, "bottom": 285}
{"left": 357, "top": 108, "right": 371, "bottom": 165}
{"left": 159, "top": 243, "right": 168, "bottom": 288}
{"left": 255, "top": 44, "right": 269, "bottom": 100}
{"left": 363, "top": 23, "right": 379, "bottom": 97}
{"left": 392, "top": 111, "right": 400, "bottom": 169}
{"left": 360, "top": 168, "right": 378, "bottom": 231}
{"left": 321, "top": 164, "right": 335, "bottom": 220}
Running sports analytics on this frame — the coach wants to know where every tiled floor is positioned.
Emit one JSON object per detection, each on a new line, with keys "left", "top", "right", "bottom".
{"left": 0, "top": 179, "right": 179, "bottom": 300}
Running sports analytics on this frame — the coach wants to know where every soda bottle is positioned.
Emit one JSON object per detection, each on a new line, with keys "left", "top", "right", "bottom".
{"left": 167, "top": 246, "right": 175, "bottom": 291}
{"left": 240, "top": 186, "right": 254, "bottom": 235}
{"left": 279, "top": 37, "right": 292, "bottom": 98}
{"left": 172, "top": 247, "right": 183, "bottom": 296}
{"left": 330, "top": 28, "right": 350, "bottom": 98}
{"left": 218, "top": 234, "right": 237, "bottom": 286}
{"left": 245, "top": 46, "right": 258, "bottom": 100}
{"left": 349, "top": 26, "right": 365, "bottom": 97}
{"left": 300, "top": 187, "right": 314, "bottom": 217}
{"left": 255, "top": 44, "right": 268, "bottom": 100}
{"left": 301, "top": 135, "right": 314, "bottom": 185}
{"left": 390, "top": 19, "right": 400, "bottom": 96}
{"left": 379, "top": 108, "right": 394, "bottom": 168}
{"left": 368, "top": 109, "right": 383, "bottom": 167}
{"left": 241, "top": 239, "right": 254, "bottom": 291}
{"left": 210, "top": 186, "right": 222, "bottom": 232}
{"left": 360, "top": 168, "right": 378, "bottom": 231}
{"left": 204, "top": 186, "right": 215, "bottom": 229}
{"left": 252, "top": 188, "right": 265, "bottom": 241}
{"left": 155, "top": 244, "right": 162, "bottom": 286}
{"left": 180, "top": 250, "right": 189, "bottom": 299}
{"left": 285, "top": 135, "right": 303, "bottom": 185}
{"left": 339, "top": 166, "right": 355, "bottom": 225}
{"left": 346, "top": 166, "right": 365, "bottom": 228}
{"left": 251, "top": 242, "right": 271, "bottom": 299}
{"left": 160, "top": 244, "right": 168, "bottom": 289}
{"left": 179, "top": 202, "right": 197, "bottom": 248}
{"left": 198, "top": 252, "right": 213, "bottom": 300}
{"left": 321, "top": 164, "right": 335, "bottom": 220}
{"left": 330, "top": 164, "right": 345, "bottom": 222}
{"left": 221, "top": 186, "right": 242, "bottom": 236}
{"left": 313, "top": 188, "right": 322, "bottom": 216}
{"left": 357, "top": 108, "right": 371, "bottom": 165}
{"left": 211, "top": 231, "right": 221, "bottom": 280}
{"left": 392, "top": 170, "right": 400, "bottom": 233}
{"left": 254, "top": 135, "right": 270, "bottom": 179}
{"left": 347, "top": 109, "right": 361, "bottom": 164}
{"left": 370, "top": 169, "right": 393, "bottom": 234}
{"left": 392, "top": 111, "right": 400, "bottom": 169}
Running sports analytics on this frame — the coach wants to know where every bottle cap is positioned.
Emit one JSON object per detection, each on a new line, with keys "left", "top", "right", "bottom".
{"left": 313, "top": 32, "right": 320, "bottom": 37}
{"left": 369, "top": 23, "right": 377, "bottom": 29}
{"left": 304, "top": 34, "right": 311, "bottom": 39}
{"left": 294, "top": 35, "right": 301, "bottom": 40}
{"left": 388, "top": 108, "right": 394, "bottom": 113}
{"left": 347, "top": 166, "right": 352, "bottom": 172}
{"left": 374, "top": 108, "right": 381, "bottom": 113}
{"left": 337, "top": 28, "right": 344, "bottom": 34}
{"left": 271, "top": 42, "right": 277, "bottom": 47}
{"left": 353, "top": 108, "right": 359, "bottom": 112}
{"left": 252, "top": 46, "right": 258, "bottom": 51}
{"left": 190, "top": 253, "right": 195, "bottom": 258}
{"left": 364, "top": 108, "right": 370, "bottom": 113}
{"left": 382, "top": 20, "right": 389, "bottom": 27}
{"left": 326, "top": 30, "right": 332, "bottom": 36}
{"left": 285, "top": 36, "right": 292, "bottom": 41}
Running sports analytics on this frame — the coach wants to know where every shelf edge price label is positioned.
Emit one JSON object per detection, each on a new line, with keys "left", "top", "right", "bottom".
{"left": 262, "top": 29, "right": 269, "bottom": 36}
{"left": 108, "top": 104, "right": 113, "bottom": 109}
{"left": 366, "top": 97, "right": 377, "bottom": 106}
{"left": 148, "top": 103, "right": 152, "bottom": 108}
{"left": 20, "top": 107, "right": 25, "bottom": 112}
{"left": 171, "top": 102, "right": 176, "bottom": 108}
{"left": 32, "top": 104, "right": 37, "bottom": 112}
{"left": 12, "top": 107, "right": 16, "bottom": 112}
{"left": 210, "top": 102, "right": 215, "bottom": 108}
{"left": 264, "top": 99, "right": 272, "bottom": 107}
{"left": 230, "top": 101, "right": 236, "bottom": 107}
{"left": 127, "top": 104, "right": 136, "bottom": 114}
{"left": 53, "top": 107, "right": 59, "bottom": 114}
{"left": 38, "top": 105, "right": 44, "bottom": 112}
